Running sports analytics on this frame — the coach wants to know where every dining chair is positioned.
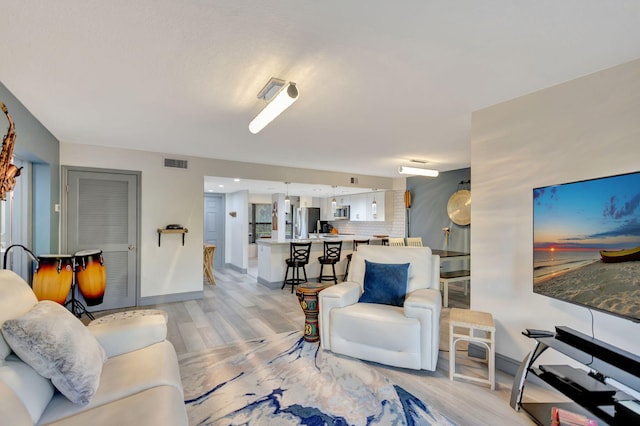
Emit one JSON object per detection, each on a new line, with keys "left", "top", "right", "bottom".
{"left": 406, "top": 237, "right": 423, "bottom": 247}
{"left": 387, "top": 237, "right": 405, "bottom": 246}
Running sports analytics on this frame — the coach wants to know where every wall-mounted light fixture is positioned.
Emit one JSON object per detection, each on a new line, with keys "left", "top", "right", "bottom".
{"left": 398, "top": 166, "right": 439, "bottom": 177}
{"left": 249, "top": 78, "right": 299, "bottom": 134}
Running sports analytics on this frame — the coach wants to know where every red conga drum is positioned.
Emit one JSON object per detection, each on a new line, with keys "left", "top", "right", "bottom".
{"left": 74, "top": 249, "right": 107, "bottom": 306}
{"left": 32, "top": 254, "right": 74, "bottom": 304}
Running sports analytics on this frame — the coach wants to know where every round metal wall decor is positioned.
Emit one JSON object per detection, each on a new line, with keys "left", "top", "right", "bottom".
{"left": 447, "top": 189, "right": 471, "bottom": 226}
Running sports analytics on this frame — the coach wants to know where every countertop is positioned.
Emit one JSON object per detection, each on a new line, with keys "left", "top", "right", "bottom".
{"left": 256, "top": 234, "right": 387, "bottom": 245}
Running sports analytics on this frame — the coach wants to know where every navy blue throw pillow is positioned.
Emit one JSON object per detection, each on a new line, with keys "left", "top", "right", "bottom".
{"left": 358, "top": 260, "right": 410, "bottom": 307}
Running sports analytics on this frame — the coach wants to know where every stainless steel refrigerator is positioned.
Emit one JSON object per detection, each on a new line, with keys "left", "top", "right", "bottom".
{"left": 293, "top": 207, "right": 321, "bottom": 239}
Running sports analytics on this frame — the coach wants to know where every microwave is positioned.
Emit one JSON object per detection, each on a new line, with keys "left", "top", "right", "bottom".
{"left": 333, "top": 206, "right": 350, "bottom": 220}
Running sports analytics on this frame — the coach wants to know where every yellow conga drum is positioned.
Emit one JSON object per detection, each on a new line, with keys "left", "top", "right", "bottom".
{"left": 74, "top": 249, "right": 107, "bottom": 306}
{"left": 32, "top": 254, "right": 74, "bottom": 304}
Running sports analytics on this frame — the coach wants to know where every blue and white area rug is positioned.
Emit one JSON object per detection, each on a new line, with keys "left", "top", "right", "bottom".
{"left": 180, "top": 331, "right": 456, "bottom": 425}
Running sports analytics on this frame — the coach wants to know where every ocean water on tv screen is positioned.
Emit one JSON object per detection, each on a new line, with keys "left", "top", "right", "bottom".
{"left": 533, "top": 250, "right": 600, "bottom": 283}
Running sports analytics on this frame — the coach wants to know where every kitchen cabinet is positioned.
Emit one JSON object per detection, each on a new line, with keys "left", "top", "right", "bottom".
{"left": 299, "top": 195, "right": 313, "bottom": 207}
{"left": 321, "top": 195, "right": 352, "bottom": 221}
{"left": 321, "top": 192, "right": 390, "bottom": 222}
{"left": 336, "top": 195, "right": 350, "bottom": 206}
{"left": 320, "top": 197, "right": 332, "bottom": 220}
{"left": 367, "top": 192, "right": 386, "bottom": 221}
{"left": 350, "top": 191, "right": 387, "bottom": 221}
{"left": 350, "top": 194, "right": 367, "bottom": 221}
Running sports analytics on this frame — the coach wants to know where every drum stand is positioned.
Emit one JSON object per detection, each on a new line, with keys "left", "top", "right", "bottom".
{"left": 3, "top": 244, "right": 37, "bottom": 270}
{"left": 64, "top": 262, "right": 94, "bottom": 320}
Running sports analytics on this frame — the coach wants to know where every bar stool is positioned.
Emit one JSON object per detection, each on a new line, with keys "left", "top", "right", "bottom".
{"left": 344, "top": 239, "right": 369, "bottom": 281}
{"left": 282, "top": 242, "right": 312, "bottom": 293}
{"left": 318, "top": 240, "right": 343, "bottom": 284}
{"left": 203, "top": 244, "right": 216, "bottom": 284}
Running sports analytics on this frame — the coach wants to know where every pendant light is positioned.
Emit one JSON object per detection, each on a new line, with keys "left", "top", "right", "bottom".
{"left": 284, "top": 182, "right": 290, "bottom": 211}
{"left": 371, "top": 190, "right": 377, "bottom": 216}
{"left": 331, "top": 185, "right": 337, "bottom": 213}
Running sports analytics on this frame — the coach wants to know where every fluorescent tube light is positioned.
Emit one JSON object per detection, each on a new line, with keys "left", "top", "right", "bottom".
{"left": 398, "top": 166, "right": 439, "bottom": 177}
{"left": 249, "top": 82, "right": 299, "bottom": 134}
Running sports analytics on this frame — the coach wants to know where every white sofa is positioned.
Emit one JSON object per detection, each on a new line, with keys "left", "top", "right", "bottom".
{"left": 0, "top": 270, "right": 188, "bottom": 426}
{"left": 319, "top": 245, "right": 441, "bottom": 371}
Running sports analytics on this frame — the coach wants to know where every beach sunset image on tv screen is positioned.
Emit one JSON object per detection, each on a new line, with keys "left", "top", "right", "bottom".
{"left": 533, "top": 171, "right": 640, "bottom": 322}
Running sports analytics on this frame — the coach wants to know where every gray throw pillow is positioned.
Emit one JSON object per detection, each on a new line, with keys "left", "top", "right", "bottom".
{"left": 1, "top": 301, "right": 106, "bottom": 405}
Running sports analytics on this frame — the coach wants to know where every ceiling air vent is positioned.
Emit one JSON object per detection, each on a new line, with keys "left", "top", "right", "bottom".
{"left": 164, "top": 158, "right": 188, "bottom": 169}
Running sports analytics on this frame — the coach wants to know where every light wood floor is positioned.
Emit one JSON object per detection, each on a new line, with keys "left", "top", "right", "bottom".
{"left": 94, "top": 265, "right": 542, "bottom": 425}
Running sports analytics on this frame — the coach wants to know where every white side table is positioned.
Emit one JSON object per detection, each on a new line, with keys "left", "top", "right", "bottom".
{"left": 449, "top": 308, "right": 496, "bottom": 390}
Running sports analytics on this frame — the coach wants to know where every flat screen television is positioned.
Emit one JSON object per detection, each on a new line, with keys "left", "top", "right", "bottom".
{"left": 533, "top": 171, "right": 640, "bottom": 322}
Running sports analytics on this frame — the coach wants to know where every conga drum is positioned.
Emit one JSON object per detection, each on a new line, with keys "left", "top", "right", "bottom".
{"left": 32, "top": 254, "right": 74, "bottom": 304}
{"left": 74, "top": 249, "right": 107, "bottom": 306}
{"left": 296, "top": 285, "right": 330, "bottom": 342}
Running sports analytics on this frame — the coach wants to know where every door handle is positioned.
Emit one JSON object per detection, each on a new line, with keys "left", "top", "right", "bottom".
{"left": 128, "top": 244, "right": 136, "bottom": 251}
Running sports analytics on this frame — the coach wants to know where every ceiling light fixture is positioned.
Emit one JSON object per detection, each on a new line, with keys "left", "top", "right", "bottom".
{"left": 249, "top": 78, "right": 299, "bottom": 134}
{"left": 398, "top": 166, "right": 439, "bottom": 177}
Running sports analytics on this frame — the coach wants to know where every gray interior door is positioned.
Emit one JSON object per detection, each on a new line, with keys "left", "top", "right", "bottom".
{"left": 204, "top": 194, "right": 224, "bottom": 269}
{"left": 65, "top": 169, "right": 139, "bottom": 311}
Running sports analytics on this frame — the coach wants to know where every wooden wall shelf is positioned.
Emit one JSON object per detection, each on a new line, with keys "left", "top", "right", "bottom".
{"left": 157, "top": 228, "right": 188, "bottom": 246}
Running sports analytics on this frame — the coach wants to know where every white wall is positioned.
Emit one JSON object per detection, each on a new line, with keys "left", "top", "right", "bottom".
{"left": 61, "top": 144, "right": 205, "bottom": 299}
{"left": 61, "top": 143, "right": 395, "bottom": 301}
{"left": 225, "top": 190, "right": 249, "bottom": 270}
{"left": 471, "top": 58, "right": 640, "bottom": 362}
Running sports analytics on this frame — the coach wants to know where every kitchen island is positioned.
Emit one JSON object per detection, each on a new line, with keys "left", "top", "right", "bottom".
{"left": 256, "top": 235, "right": 386, "bottom": 288}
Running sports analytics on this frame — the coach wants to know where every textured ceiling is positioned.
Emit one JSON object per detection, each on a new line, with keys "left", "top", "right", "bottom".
{"left": 2, "top": 1, "right": 640, "bottom": 179}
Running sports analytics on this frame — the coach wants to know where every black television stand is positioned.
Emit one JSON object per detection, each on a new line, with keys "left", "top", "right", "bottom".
{"left": 510, "top": 326, "right": 640, "bottom": 425}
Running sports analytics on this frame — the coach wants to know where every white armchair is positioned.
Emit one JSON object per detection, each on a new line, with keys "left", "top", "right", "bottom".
{"left": 319, "top": 245, "right": 441, "bottom": 371}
